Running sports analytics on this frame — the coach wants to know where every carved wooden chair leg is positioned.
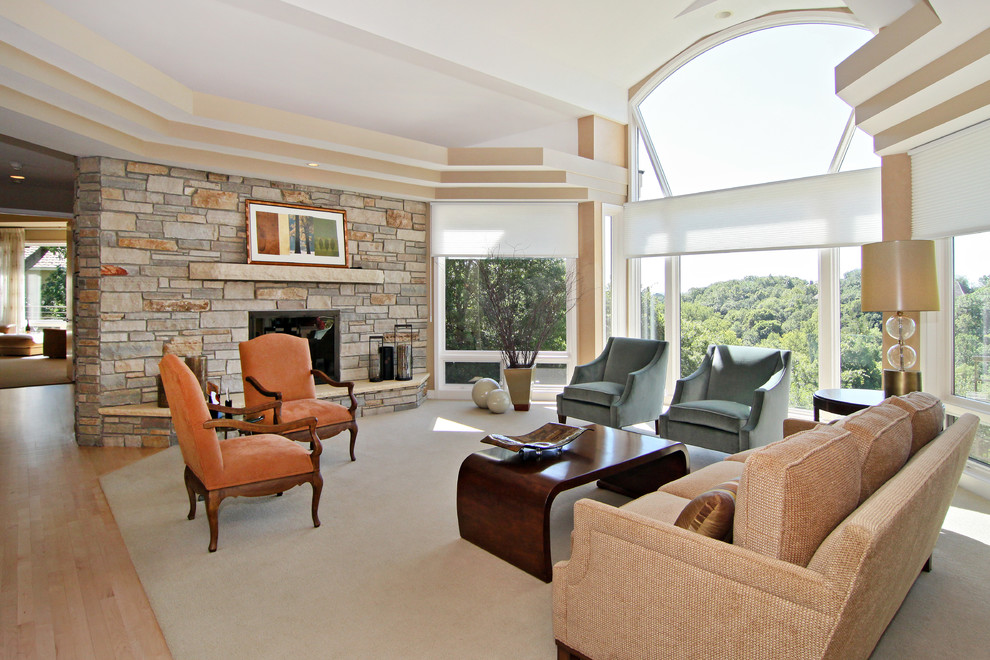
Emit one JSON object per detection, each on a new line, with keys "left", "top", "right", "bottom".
{"left": 557, "top": 414, "right": 567, "bottom": 424}
{"left": 184, "top": 467, "right": 198, "bottom": 520}
{"left": 206, "top": 492, "right": 222, "bottom": 552}
{"left": 311, "top": 473, "right": 323, "bottom": 527}
{"left": 348, "top": 424, "right": 358, "bottom": 462}
{"left": 655, "top": 418, "right": 661, "bottom": 435}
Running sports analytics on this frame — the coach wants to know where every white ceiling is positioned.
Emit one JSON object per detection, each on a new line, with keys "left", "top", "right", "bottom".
{"left": 4, "top": 0, "right": 988, "bottom": 209}
{"left": 15, "top": 0, "right": 839, "bottom": 148}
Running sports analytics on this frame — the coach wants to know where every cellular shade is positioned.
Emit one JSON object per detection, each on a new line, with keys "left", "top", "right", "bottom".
{"left": 911, "top": 118, "right": 990, "bottom": 239}
{"left": 623, "top": 168, "right": 881, "bottom": 257}
{"left": 431, "top": 203, "right": 578, "bottom": 257}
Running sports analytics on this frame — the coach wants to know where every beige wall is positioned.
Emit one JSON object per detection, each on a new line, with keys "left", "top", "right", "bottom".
{"left": 879, "top": 154, "right": 922, "bottom": 372}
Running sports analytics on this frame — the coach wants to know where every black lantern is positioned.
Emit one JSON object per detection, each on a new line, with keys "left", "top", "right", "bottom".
{"left": 368, "top": 335, "right": 383, "bottom": 382}
{"left": 394, "top": 323, "right": 413, "bottom": 381}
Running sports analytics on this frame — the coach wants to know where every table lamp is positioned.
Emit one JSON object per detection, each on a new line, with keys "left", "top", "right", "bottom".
{"left": 861, "top": 240, "right": 940, "bottom": 396}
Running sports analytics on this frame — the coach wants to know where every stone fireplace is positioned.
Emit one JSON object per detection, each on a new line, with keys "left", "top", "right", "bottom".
{"left": 74, "top": 156, "right": 429, "bottom": 447}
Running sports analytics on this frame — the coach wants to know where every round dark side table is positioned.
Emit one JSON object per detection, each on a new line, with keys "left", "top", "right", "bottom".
{"left": 812, "top": 388, "right": 885, "bottom": 421}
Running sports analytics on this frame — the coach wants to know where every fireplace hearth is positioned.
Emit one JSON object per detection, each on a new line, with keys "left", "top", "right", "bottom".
{"left": 248, "top": 310, "right": 341, "bottom": 382}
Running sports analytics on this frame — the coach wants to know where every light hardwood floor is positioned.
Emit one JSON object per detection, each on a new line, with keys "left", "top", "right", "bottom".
{"left": 0, "top": 384, "right": 172, "bottom": 659}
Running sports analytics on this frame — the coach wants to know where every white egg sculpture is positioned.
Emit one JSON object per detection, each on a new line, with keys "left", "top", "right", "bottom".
{"left": 486, "top": 389, "right": 511, "bottom": 414}
{"left": 471, "top": 377, "right": 500, "bottom": 408}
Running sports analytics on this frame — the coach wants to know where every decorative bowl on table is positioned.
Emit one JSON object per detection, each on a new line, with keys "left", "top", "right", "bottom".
{"left": 481, "top": 422, "right": 587, "bottom": 455}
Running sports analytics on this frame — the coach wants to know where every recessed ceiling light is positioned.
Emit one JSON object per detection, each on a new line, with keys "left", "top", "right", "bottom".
{"left": 306, "top": 162, "right": 319, "bottom": 167}
{"left": 716, "top": 10, "right": 732, "bottom": 19}
{"left": 10, "top": 174, "right": 25, "bottom": 180}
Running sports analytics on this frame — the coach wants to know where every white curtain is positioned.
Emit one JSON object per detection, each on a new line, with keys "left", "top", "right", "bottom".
{"left": 0, "top": 228, "right": 25, "bottom": 331}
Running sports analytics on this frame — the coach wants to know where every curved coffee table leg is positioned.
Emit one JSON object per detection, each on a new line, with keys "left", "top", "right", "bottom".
{"left": 456, "top": 453, "right": 558, "bottom": 582}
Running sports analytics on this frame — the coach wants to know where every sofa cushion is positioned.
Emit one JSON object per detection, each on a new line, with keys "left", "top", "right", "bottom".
{"left": 884, "top": 392, "right": 944, "bottom": 455}
{"left": 674, "top": 479, "right": 739, "bottom": 541}
{"left": 660, "top": 460, "right": 745, "bottom": 498}
{"left": 666, "top": 400, "right": 751, "bottom": 433}
{"left": 620, "top": 490, "right": 692, "bottom": 522}
{"left": 560, "top": 381, "right": 624, "bottom": 407}
{"left": 734, "top": 424, "right": 861, "bottom": 567}
{"left": 833, "top": 403, "right": 911, "bottom": 503}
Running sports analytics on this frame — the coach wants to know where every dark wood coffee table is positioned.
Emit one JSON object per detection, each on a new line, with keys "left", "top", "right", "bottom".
{"left": 456, "top": 424, "right": 688, "bottom": 582}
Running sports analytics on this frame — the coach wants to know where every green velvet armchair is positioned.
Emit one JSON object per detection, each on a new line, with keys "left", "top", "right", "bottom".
{"left": 658, "top": 344, "right": 791, "bottom": 453}
{"left": 557, "top": 337, "right": 669, "bottom": 434}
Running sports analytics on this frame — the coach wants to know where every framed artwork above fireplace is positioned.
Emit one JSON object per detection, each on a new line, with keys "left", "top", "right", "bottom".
{"left": 246, "top": 200, "right": 348, "bottom": 267}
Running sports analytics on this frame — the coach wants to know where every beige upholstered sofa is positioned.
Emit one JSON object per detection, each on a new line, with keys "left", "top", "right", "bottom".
{"left": 553, "top": 393, "right": 977, "bottom": 660}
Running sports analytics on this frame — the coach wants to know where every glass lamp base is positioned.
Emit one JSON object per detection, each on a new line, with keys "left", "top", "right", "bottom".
{"left": 882, "top": 369, "right": 922, "bottom": 397}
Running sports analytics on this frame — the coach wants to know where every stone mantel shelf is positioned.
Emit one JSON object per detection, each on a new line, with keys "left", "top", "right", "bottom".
{"left": 98, "top": 374, "right": 429, "bottom": 418}
{"left": 189, "top": 262, "right": 385, "bottom": 284}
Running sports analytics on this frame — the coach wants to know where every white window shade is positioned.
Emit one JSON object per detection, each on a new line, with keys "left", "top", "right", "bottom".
{"left": 431, "top": 203, "right": 579, "bottom": 258}
{"left": 623, "top": 168, "right": 881, "bottom": 257}
{"left": 911, "top": 119, "right": 990, "bottom": 239}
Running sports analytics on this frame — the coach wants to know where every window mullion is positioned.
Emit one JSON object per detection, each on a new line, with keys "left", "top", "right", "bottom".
{"left": 633, "top": 108, "right": 673, "bottom": 198}
{"left": 829, "top": 110, "right": 857, "bottom": 173}
{"left": 819, "top": 248, "right": 840, "bottom": 389}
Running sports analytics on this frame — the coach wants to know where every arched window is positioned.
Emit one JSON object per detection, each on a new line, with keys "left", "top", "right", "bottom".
{"left": 635, "top": 21, "right": 876, "bottom": 200}
{"left": 625, "top": 17, "right": 882, "bottom": 409}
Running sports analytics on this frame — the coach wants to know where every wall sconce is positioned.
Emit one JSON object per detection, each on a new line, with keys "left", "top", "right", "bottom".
{"left": 861, "top": 240, "right": 940, "bottom": 396}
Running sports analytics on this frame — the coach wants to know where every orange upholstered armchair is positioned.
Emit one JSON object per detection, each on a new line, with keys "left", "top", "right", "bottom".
{"left": 159, "top": 353, "right": 324, "bottom": 552}
{"left": 239, "top": 333, "right": 359, "bottom": 461}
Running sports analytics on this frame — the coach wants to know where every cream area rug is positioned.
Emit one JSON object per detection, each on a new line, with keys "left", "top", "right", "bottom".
{"left": 101, "top": 400, "right": 990, "bottom": 659}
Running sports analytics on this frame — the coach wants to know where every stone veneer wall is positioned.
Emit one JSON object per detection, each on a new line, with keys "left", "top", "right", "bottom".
{"left": 73, "top": 157, "right": 428, "bottom": 447}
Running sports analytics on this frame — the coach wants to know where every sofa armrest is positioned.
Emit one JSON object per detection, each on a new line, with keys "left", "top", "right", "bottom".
{"left": 553, "top": 499, "right": 833, "bottom": 659}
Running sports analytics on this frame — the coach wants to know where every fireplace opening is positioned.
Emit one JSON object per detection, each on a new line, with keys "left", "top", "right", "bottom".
{"left": 248, "top": 310, "right": 341, "bottom": 382}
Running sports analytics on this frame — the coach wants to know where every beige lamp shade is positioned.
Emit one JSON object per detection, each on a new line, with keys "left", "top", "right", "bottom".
{"left": 861, "top": 240, "right": 940, "bottom": 312}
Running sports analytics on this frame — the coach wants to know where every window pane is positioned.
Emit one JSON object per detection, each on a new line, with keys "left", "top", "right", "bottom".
{"left": 680, "top": 250, "right": 818, "bottom": 408}
{"left": 638, "top": 24, "right": 871, "bottom": 195}
{"left": 839, "top": 246, "right": 882, "bottom": 388}
{"left": 953, "top": 232, "right": 990, "bottom": 407}
{"left": 637, "top": 132, "right": 663, "bottom": 201}
{"left": 640, "top": 257, "right": 665, "bottom": 340}
{"left": 24, "top": 245, "right": 68, "bottom": 328}
{"left": 534, "top": 363, "right": 567, "bottom": 386}
{"left": 948, "top": 414, "right": 990, "bottom": 467}
{"left": 443, "top": 254, "right": 570, "bottom": 390}
{"left": 445, "top": 362, "right": 500, "bottom": 385}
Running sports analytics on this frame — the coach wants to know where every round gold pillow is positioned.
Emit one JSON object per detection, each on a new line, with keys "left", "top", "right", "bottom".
{"left": 673, "top": 479, "right": 739, "bottom": 541}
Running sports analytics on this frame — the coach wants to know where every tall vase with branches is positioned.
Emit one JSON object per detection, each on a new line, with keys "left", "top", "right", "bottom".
{"left": 478, "top": 253, "right": 576, "bottom": 409}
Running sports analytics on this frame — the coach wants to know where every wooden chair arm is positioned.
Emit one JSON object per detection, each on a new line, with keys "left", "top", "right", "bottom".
{"left": 311, "top": 369, "right": 358, "bottom": 414}
{"left": 207, "top": 399, "right": 281, "bottom": 418}
{"left": 245, "top": 375, "right": 282, "bottom": 400}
